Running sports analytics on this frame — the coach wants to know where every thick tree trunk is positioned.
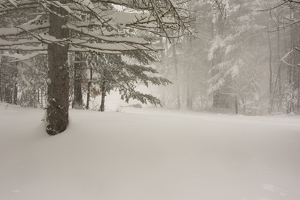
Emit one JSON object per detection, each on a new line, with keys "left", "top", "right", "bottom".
{"left": 0, "top": 64, "right": 2, "bottom": 102}
{"left": 72, "top": 52, "right": 83, "bottom": 109}
{"left": 0, "top": 66, "right": 2, "bottom": 101}
{"left": 46, "top": 2, "right": 69, "bottom": 135}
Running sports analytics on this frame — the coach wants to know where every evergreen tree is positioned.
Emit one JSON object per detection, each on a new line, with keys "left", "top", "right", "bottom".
{"left": 87, "top": 50, "right": 171, "bottom": 111}
{"left": 0, "top": 0, "right": 190, "bottom": 134}
{"left": 18, "top": 55, "right": 47, "bottom": 107}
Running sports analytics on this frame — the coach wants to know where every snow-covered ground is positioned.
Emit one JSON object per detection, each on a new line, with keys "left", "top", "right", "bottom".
{"left": 0, "top": 102, "right": 300, "bottom": 200}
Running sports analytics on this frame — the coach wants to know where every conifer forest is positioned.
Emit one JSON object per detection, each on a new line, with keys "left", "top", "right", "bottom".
{"left": 1, "top": 2, "right": 300, "bottom": 200}
{"left": 1, "top": 0, "right": 300, "bottom": 133}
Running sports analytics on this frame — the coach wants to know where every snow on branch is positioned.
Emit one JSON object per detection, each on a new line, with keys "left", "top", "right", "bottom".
{"left": 72, "top": 0, "right": 94, "bottom": 9}
{"left": 0, "top": 44, "right": 46, "bottom": 51}
{"left": 0, "top": 1, "right": 40, "bottom": 17}
{"left": 0, "top": 21, "right": 49, "bottom": 37}
{"left": 0, "top": 38, "right": 41, "bottom": 46}
{"left": 45, "top": 0, "right": 82, "bottom": 20}
{"left": 69, "top": 46, "right": 121, "bottom": 54}
{"left": 281, "top": 49, "right": 300, "bottom": 68}
{"left": 98, "top": 0, "right": 152, "bottom": 10}
{"left": 65, "top": 22, "right": 149, "bottom": 45}
{"left": 8, "top": 0, "right": 18, "bottom": 7}
{"left": 95, "top": 0, "right": 192, "bottom": 40}
{"left": 2, "top": 51, "right": 47, "bottom": 62}
{"left": 73, "top": 40, "right": 156, "bottom": 52}
{"left": 0, "top": 0, "right": 191, "bottom": 55}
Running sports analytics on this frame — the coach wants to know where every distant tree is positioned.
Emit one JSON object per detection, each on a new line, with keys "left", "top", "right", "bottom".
{"left": 266, "top": 0, "right": 300, "bottom": 114}
{"left": 206, "top": 0, "right": 268, "bottom": 113}
{"left": 157, "top": 0, "right": 273, "bottom": 114}
{"left": 72, "top": 52, "right": 84, "bottom": 109}
{"left": 87, "top": 50, "right": 171, "bottom": 111}
{"left": 17, "top": 55, "right": 47, "bottom": 107}
{"left": 0, "top": 55, "right": 18, "bottom": 104}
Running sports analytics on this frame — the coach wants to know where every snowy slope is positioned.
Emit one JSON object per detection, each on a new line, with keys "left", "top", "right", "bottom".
{"left": 0, "top": 103, "right": 300, "bottom": 200}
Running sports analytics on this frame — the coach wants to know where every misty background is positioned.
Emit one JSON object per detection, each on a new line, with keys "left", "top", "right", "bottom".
{"left": 1, "top": 0, "right": 300, "bottom": 116}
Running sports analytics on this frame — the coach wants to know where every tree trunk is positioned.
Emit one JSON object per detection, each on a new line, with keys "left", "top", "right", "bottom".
{"left": 100, "top": 80, "right": 106, "bottom": 112}
{"left": 287, "top": 10, "right": 300, "bottom": 114}
{"left": 293, "top": 14, "right": 300, "bottom": 114}
{"left": 186, "top": 63, "right": 192, "bottom": 109}
{"left": 276, "top": 25, "right": 282, "bottom": 111}
{"left": 13, "top": 83, "right": 17, "bottom": 105}
{"left": 159, "top": 37, "right": 166, "bottom": 106}
{"left": 211, "top": 15, "right": 231, "bottom": 110}
{"left": 37, "top": 89, "right": 40, "bottom": 105}
{"left": 86, "top": 66, "right": 93, "bottom": 109}
{"left": 13, "top": 62, "right": 18, "bottom": 105}
{"left": 72, "top": 52, "right": 83, "bottom": 109}
{"left": 5, "top": 86, "right": 11, "bottom": 103}
{"left": 267, "top": 15, "right": 273, "bottom": 113}
{"left": 46, "top": 1, "right": 69, "bottom": 135}
{"left": 0, "top": 65, "right": 2, "bottom": 102}
{"left": 172, "top": 42, "right": 180, "bottom": 110}
{"left": 41, "top": 88, "right": 43, "bottom": 107}
{"left": 234, "top": 94, "right": 238, "bottom": 114}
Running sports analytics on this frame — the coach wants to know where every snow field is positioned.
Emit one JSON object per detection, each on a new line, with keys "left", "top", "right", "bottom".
{"left": 0, "top": 104, "right": 300, "bottom": 200}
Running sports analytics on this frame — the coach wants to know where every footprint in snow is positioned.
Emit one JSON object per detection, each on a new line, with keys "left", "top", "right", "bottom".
{"left": 261, "top": 184, "right": 288, "bottom": 196}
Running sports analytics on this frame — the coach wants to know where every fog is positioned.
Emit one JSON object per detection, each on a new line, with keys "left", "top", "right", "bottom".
{"left": 1, "top": 1, "right": 300, "bottom": 200}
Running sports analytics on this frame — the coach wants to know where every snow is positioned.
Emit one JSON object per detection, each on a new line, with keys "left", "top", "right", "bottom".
{"left": 169, "top": 0, "right": 178, "bottom": 8}
{"left": 73, "top": 0, "right": 94, "bottom": 9}
{"left": 0, "top": 102, "right": 300, "bottom": 200}
{"left": 0, "top": 38, "right": 41, "bottom": 47}
{"left": 65, "top": 22, "right": 149, "bottom": 44}
{"left": 8, "top": 0, "right": 17, "bottom": 7}
{"left": 3, "top": 51, "right": 47, "bottom": 61}
{"left": 77, "top": 41, "right": 151, "bottom": 51}
{"left": 0, "top": 22, "right": 49, "bottom": 37}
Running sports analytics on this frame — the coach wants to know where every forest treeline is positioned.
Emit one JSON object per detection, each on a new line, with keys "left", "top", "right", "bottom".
{"left": 1, "top": 0, "right": 300, "bottom": 121}
{"left": 154, "top": 0, "right": 300, "bottom": 115}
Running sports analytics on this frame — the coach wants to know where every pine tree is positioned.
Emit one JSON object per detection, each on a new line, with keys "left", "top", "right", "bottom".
{"left": 87, "top": 50, "right": 171, "bottom": 111}
{"left": 207, "top": 0, "right": 266, "bottom": 113}
{"left": 0, "top": 0, "right": 190, "bottom": 134}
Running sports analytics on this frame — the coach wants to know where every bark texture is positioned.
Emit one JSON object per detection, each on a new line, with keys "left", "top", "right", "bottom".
{"left": 72, "top": 52, "right": 83, "bottom": 109}
{"left": 46, "top": 2, "right": 69, "bottom": 135}
{"left": 100, "top": 80, "right": 106, "bottom": 112}
{"left": 172, "top": 42, "right": 180, "bottom": 110}
{"left": 86, "top": 66, "right": 92, "bottom": 109}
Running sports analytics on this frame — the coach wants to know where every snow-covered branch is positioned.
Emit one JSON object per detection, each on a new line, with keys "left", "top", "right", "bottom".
{"left": 0, "top": 22, "right": 49, "bottom": 38}
{"left": 2, "top": 51, "right": 47, "bottom": 62}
